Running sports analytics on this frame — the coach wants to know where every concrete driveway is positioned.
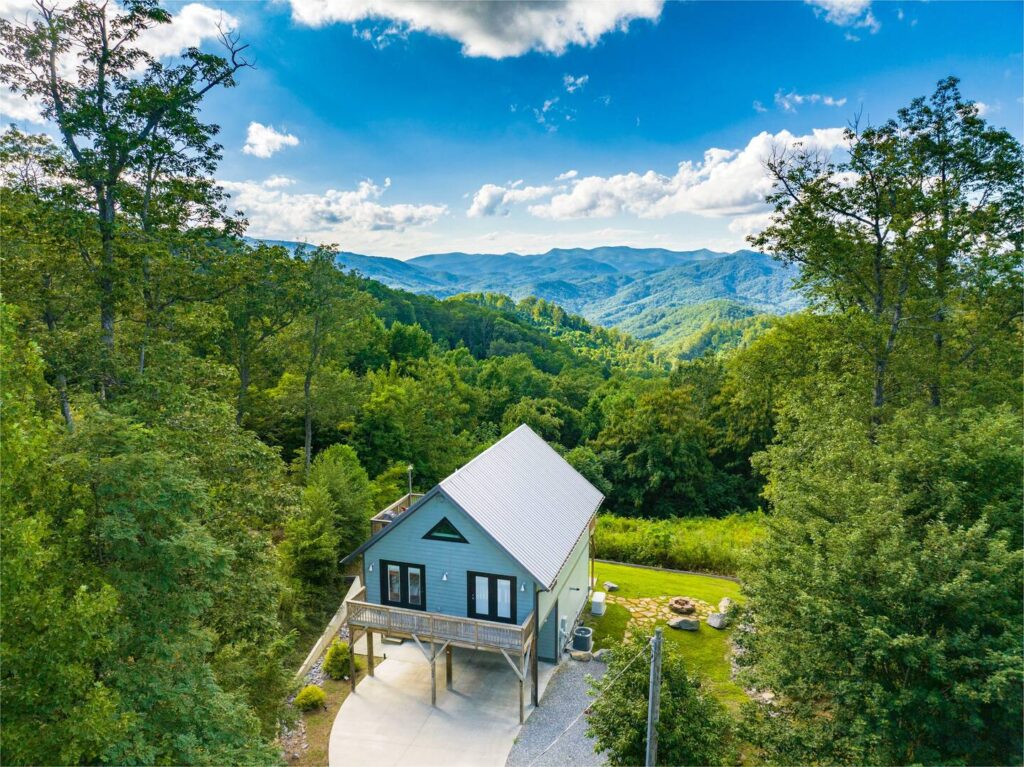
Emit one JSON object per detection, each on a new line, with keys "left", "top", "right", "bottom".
{"left": 329, "top": 634, "right": 557, "bottom": 767}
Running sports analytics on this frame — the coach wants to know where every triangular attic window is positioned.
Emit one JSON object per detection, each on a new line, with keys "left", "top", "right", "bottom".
{"left": 423, "top": 516, "right": 468, "bottom": 544}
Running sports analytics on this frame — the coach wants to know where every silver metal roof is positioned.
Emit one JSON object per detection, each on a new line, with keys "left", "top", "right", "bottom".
{"left": 440, "top": 424, "right": 604, "bottom": 589}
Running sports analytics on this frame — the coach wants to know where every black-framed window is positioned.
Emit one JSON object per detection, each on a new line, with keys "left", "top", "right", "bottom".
{"left": 467, "top": 570, "right": 517, "bottom": 624}
{"left": 380, "top": 560, "right": 426, "bottom": 611}
{"left": 423, "top": 516, "right": 468, "bottom": 544}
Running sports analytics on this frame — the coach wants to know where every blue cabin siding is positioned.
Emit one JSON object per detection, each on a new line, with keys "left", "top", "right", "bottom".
{"left": 363, "top": 493, "right": 537, "bottom": 625}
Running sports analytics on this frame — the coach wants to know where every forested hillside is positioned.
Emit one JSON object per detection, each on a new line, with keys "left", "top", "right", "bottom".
{"left": 0, "top": 3, "right": 1020, "bottom": 765}
{"left": 256, "top": 238, "right": 800, "bottom": 356}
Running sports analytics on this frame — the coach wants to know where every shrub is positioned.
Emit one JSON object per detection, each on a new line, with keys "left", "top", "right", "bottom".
{"left": 293, "top": 685, "right": 326, "bottom": 712}
{"left": 322, "top": 639, "right": 360, "bottom": 680}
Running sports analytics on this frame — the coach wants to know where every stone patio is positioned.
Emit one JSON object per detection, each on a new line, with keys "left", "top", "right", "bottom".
{"left": 605, "top": 594, "right": 714, "bottom": 639}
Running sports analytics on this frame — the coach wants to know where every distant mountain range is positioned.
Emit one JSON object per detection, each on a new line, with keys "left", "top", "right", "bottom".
{"left": 246, "top": 239, "right": 802, "bottom": 351}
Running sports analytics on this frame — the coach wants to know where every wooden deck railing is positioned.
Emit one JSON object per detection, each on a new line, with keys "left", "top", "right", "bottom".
{"left": 370, "top": 493, "right": 424, "bottom": 534}
{"left": 347, "top": 598, "right": 535, "bottom": 653}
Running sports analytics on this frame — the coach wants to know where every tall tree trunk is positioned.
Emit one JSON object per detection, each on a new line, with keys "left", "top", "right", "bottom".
{"left": 96, "top": 187, "right": 117, "bottom": 387}
{"left": 236, "top": 355, "right": 250, "bottom": 426}
{"left": 56, "top": 372, "right": 74, "bottom": 433}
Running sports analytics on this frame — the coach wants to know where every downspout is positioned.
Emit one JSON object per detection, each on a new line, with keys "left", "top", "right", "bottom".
{"left": 532, "top": 586, "right": 540, "bottom": 707}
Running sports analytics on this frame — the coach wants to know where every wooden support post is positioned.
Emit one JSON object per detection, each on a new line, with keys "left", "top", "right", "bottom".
{"left": 518, "top": 675, "right": 524, "bottom": 725}
{"left": 348, "top": 628, "right": 357, "bottom": 692}
{"left": 445, "top": 645, "right": 453, "bottom": 690}
{"left": 367, "top": 631, "right": 375, "bottom": 677}
{"left": 430, "top": 639, "right": 437, "bottom": 707}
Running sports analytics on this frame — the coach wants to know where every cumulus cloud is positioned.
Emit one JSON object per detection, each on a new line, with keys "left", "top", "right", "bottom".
{"left": 222, "top": 176, "right": 447, "bottom": 238}
{"left": 563, "top": 74, "right": 589, "bottom": 93}
{"left": 467, "top": 181, "right": 555, "bottom": 218}
{"left": 284, "top": 0, "right": 664, "bottom": 58}
{"left": 805, "top": 0, "right": 880, "bottom": 32}
{"left": 136, "top": 3, "right": 238, "bottom": 60}
{"left": 515, "top": 128, "right": 848, "bottom": 221}
{"left": 555, "top": 170, "right": 578, "bottom": 181}
{"left": 243, "top": 122, "right": 300, "bottom": 158}
{"left": 728, "top": 212, "right": 775, "bottom": 237}
{"left": 773, "top": 90, "right": 847, "bottom": 113}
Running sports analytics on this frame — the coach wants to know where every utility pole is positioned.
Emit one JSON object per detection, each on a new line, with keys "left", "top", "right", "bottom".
{"left": 645, "top": 628, "right": 663, "bottom": 767}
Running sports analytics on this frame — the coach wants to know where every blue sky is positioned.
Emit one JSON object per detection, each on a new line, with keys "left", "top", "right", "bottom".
{"left": 4, "top": 0, "right": 1022, "bottom": 257}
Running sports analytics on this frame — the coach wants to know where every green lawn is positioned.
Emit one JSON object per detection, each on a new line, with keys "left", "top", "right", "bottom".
{"left": 581, "top": 561, "right": 747, "bottom": 709}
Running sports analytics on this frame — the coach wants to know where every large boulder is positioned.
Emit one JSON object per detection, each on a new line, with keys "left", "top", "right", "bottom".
{"left": 570, "top": 650, "right": 592, "bottom": 662}
{"left": 669, "top": 597, "right": 696, "bottom": 615}
{"left": 718, "top": 597, "right": 733, "bottom": 614}
{"left": 603, "top": 581, "right": 619, "bottom": 592}
{"left": 707, "top": 612, "right": 728, "bottom": 630}
{"left": 668, "top": 617, "right": 700, "bottom": 631}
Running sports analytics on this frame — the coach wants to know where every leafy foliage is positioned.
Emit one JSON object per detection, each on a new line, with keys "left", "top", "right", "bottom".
{"left": 587, "top": 634, "right": 736, "bottom": 766}
{"left": 323, "top": 640, "right": 360, "bottom": 681}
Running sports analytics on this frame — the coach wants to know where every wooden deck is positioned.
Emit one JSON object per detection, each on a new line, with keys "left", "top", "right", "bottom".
{"left": 345, "top": 588, "right": 539, "bottom": 722}
{"left": 347, "top": 598, "right": 535, "bottom": 653}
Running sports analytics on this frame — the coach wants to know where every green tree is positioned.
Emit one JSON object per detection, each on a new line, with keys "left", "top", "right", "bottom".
{"left": 0, "top": 0, "right": 250, "bottom": 383}
{"left": 308, "top": 443, "right": 375, "bottom": 559}
{"left": 738, "top": 405, "right": 1023, "bottom": 765}
{"left": 0, "top": 307, "right": 128, "bottom": 764}
{"left": 294, "top": 247, "right": 377, "bottom": 472}
{"left": 281, "top": 484, "right": 342, "bottom": 594}
{"left": 752, "top": 78, "right": 1022, "bottom": 420}
{"left": 216, "top": 242, "right": 303, "bottom": 424}
{"left": 587, "top": 634, "right": 735, "bottom": 767}
{"left": 593, "top": 380, "right": 737, "bottom": 517}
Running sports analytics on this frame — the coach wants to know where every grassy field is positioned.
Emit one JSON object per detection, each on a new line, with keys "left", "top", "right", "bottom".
{"left": 581, "top": 561, "right": 747, "bottom": 709}
{"left": 594, "top": 513, "right": 763, "bottom": 576}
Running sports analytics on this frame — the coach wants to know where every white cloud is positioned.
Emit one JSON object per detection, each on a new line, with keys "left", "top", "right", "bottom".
{"left": 242, "top": 122, "right": 300, "bottom": 158}
{"left": 752, "top": 100, "right": 767, "bottom": 113}
{"left": 774, "top": 90, "right": 848, "bottom": 112}
{"left": 517, "top": 128, "right": 847, "bottom": 221}
{"left": 975, "top": 101, "right": 992, "bottom": 117}
{"left": 263, "top": 174, "right": 296, "bottom": 188}
{"left": 468, "top": 181, "right": 555, "bottom": 217}
{"left": 533, "top": 97, "right": 562, "bottom": 131}
{"left": 0, "top": 88, "right": 45, "bottom": 124}
{"left": 136, "top": 3, "right": 238, "bottom": 60}
{"left": 563, "top": 74, "right": 589, "bottom": 93}
{"left": 555, "top": 170, "right": 578, "bottom": 181}
{"left": 284, "top": 0, "right": 664, "bottom": 58}
{"left": 728, "top": 212, "right": 774, "bottom": 237}
{"left": 222, "top": 176, "right": 447, "bottom": 238}
{"left": 805, "top": 0, "right": 880, "bottom": 32}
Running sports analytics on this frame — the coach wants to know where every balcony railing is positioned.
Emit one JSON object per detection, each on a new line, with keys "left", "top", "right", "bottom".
{"left": 370, "top": 492, "right": 424, "bottom": 534}
{"left": 347, "top": 597, "right": 535, "bottom": 653}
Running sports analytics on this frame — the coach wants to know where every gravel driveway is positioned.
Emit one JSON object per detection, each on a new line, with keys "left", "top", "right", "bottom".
{"left": 506, "top": 659, "right": 607, "bottom": 767}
